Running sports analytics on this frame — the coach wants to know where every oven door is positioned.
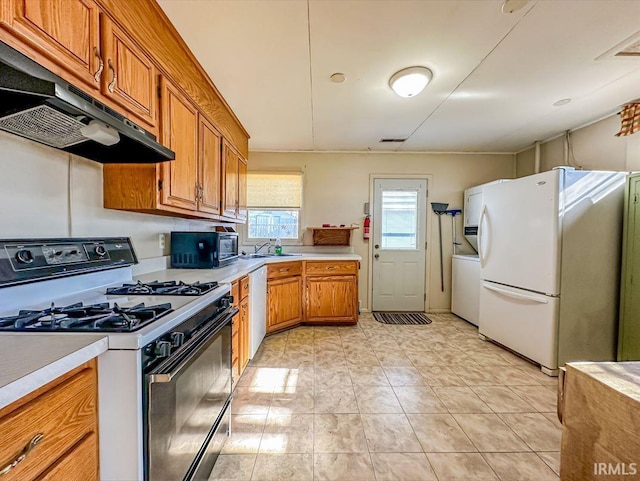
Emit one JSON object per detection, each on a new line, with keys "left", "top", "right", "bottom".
{"left": 145, "top": 308, "right": 235, "bottom": 481}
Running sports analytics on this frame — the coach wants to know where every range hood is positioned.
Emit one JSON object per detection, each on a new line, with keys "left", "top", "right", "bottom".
{"left": 0, "top": 41, "right": 174, "bottom": 163}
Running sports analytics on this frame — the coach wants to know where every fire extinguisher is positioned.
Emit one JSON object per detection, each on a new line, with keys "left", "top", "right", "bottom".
{"left": 363, "top": 215, "right": 371, "bottom": 240}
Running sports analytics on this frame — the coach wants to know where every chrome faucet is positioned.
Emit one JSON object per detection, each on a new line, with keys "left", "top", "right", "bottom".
{"left": 254, "top": 241, "right": 271, "bottom": 254}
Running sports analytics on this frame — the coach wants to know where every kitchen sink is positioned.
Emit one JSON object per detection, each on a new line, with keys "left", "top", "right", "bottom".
{"left": 241, "top": 253, "right": 302, "bottom": 259}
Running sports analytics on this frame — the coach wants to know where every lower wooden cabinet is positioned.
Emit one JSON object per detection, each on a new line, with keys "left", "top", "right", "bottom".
{"left": 267, "top": 275, "right": 303, "bottom": 334}
{"left": 39, "top": 432, "right": 98, "bottom": 481}
{"left": 305, "top": 275, "right": 358, "bottom": 323}
{"left": 240, "top": 296, "right": 250, "bottom": 370}
{"left": 0, "top": 360, "right": 99, "bottom": 481}
{"left": 265, "top": 260, "right": 358, "bottom": 334}
{"left": 231, "top": 276, "right": 251, "bottom": 388}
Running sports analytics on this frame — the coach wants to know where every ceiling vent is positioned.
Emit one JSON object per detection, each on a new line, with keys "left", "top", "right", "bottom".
{"left": 597, "top": 31, "right": 640, "bottom": 60}
{"left": 379, "top": 138, "right": 407, "bottom": 143}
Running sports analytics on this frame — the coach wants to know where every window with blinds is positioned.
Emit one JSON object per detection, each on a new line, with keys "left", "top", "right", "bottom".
{"left": 247, "top": 172, "right": 303, "bottom": 240}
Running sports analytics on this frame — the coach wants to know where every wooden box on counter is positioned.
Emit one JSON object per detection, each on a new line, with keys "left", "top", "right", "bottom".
{"left": 559, "top": 362, "right": 640, "bottom": 480}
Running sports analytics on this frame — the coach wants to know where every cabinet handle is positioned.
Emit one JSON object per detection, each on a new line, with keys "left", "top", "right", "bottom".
{"left": 327, "top": 266, "right": 336, "bottom": 270}
{"left": 107, "top": 59, "right": 117, "bottom": 93}
{"left": 279, "top": 268, "right": 290, "bottom": 272}
{"left": 93, "top": 47, "right": 104, "bottom": 82}
{"left": 195, "top": 183, "right": 199, "bottom": 202}
{"left": 0, "top": 433, "right": 45, "bottom": 476}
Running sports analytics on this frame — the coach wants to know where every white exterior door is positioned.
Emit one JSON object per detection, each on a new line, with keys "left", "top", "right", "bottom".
{"left": 372, "top": 178, "right": 427, "bottom": 311}
{"left": 479, "top": 169, "right": 561, "bottom": 295}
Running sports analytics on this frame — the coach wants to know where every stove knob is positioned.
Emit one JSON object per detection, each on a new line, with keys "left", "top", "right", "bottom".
{"left": 154, "top": 341, "right": 171, "bottom": 359}
{"left": 169, "top": 332, "right": 185, "bottom": 348}
{"left": 94, "top": 245, "right": 107, "bottom": 257}
{"left": 15, "top": 249, "right": 34, "bottom": 264}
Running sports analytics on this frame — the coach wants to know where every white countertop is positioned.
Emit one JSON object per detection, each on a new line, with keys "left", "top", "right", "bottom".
{"left": 0, "top": 334, "right": 108, "bottom": 410}
{"left": 135, "top": 253, "right": 362, "bottom": 285}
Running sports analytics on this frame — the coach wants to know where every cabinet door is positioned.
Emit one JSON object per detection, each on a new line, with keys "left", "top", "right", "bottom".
{"left": 39, "top": 432, "right": 98, "bottom": 481}
{"left": 159, "top": 77, "right": 198, "bottom": 211}
{"left": 305, "top": 275, "right": 358, "bottom": 323}
{"left": 237, "top": 155, "right": 247, "bottom": 223}
{"left": 4, "top": 0, "right": 102, "bottom": 90}
{"left": 100, "top": 14, "right": 157, "bottom": 131}
{"left": 240, "top": 296, "right": 250, "bottom": 370}
{"left": 198, "top": 115, "right": 222, "bottom": 215}
{"left": 267, "top": 276, "right": 302, "bottom": 333}
{"left": 221, "top": 140, "right": 238, "bottom": 219}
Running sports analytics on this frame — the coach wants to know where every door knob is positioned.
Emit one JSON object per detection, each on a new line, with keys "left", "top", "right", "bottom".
{"left": 374, "top": 254, "right": 380, "bottom": 259}
{"left": 374, "top": 244, "right": 379, "bottom": 249}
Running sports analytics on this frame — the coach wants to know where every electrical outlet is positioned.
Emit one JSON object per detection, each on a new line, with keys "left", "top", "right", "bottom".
{"left": 159, "top": 233, "right": 165, "bottom": 249}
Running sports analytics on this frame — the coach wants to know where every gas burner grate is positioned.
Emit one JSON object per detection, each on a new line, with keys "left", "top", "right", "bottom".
{"left": 106, "top": 280, "right": 219, "bottom": 296}
{"left": 0, "top": 301, "right": 173, "bottom": 332}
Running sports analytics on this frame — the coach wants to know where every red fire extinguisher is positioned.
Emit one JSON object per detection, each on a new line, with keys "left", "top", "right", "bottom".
{"left": 363, "top": 215, "right": 371, "bottom": 240}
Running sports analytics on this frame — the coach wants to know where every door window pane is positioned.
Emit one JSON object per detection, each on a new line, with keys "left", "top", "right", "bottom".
{"left": 381, "top": 190, "right": 418, "bottom": 249}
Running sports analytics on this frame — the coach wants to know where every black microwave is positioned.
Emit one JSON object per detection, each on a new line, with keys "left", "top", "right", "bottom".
{"left": 170, "top": 232, "right": 238, "bottom": 268}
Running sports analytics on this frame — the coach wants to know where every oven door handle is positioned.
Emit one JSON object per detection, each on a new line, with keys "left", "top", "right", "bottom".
{"left": 149, "top": 307, "right": 238, "bottom": 384}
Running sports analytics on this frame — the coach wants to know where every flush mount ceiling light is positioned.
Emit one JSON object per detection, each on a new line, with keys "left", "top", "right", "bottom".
{"left": 553, "top": 98, "right": 572, "bottom": 107}
{"left": 389, "top": 66, "right": 433, "bottom": 98}
{"left": 502, "top": 0, "right": 528, "bottom": 14}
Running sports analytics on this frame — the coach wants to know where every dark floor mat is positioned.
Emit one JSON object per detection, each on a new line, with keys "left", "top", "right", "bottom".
{"left": 373, "top": 311, "right": 433, "bottom": 325}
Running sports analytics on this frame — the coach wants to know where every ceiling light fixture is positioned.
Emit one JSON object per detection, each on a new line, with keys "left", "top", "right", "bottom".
{"left": 553, "top": 98, "right": 572, "bottom": 107}
{"left": 501, "top": 0, "right": 528, "bottom": 14}
{"left": 389, "top": 67, "right": 433, "bottom": 98}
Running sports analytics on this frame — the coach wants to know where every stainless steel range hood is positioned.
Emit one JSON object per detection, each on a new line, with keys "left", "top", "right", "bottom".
{"left": 0, "top": 41, "right": 175, "bottom": 163}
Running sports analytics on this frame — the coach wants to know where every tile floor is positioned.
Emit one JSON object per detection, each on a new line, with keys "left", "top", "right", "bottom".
{"left": 210, "top": 312, "right": 561, "bottom": 481}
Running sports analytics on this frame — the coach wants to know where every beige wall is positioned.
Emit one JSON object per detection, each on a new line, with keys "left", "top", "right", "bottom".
{"left": 515, "top": 115, "right": 637, "bottom": 174}
{"left": 247, "top": 151, "right": 515, "bottom": 312}
{"left": 0, "top": 131, "right": 219, "bottom": 259}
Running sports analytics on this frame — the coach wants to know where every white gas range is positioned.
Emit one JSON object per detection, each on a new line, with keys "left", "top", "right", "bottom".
{"left": 0, "top": 237, "right": 237, "bottom": 481}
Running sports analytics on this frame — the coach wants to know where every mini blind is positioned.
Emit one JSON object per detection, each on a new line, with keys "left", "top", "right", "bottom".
{"left": 247, "top": 172, "right": 302, "bottom": 209}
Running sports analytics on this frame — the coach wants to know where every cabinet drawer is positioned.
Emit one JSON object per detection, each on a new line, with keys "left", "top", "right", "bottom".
{"left": 267, "top": 261, "right": 302, "bottom": 280}
{"left": 0, "top": 365, "right": 97, "bottom": 481}
{"left": 305, "top": 261, "right": 357, "bottom": 276}
{"left": 38, "top": 432, "right": 98, "bottom": 481}
{"left": 240, "top": 276, "right": 250, "bottom": 300}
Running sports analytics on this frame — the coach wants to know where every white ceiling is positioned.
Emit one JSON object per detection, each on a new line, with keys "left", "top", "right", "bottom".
{"left": 158, "top": 0, "right": 640, "bottom": 153}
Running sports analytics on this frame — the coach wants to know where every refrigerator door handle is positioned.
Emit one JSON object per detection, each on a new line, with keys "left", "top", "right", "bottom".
{"left": 482, "top": 282, "right": 549, "bottom": 304}
{"left": 478, "top": 205, "right": 487, "bottom": 268}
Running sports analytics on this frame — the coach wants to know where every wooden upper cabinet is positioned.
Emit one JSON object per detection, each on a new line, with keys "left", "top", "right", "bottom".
{"left": 1, "top": 0, "right": 102, "bottom": 90}
{"left": 198, "top": 115, "right": 222, "bottom": 215}
{"left": 237, "top": 155, "right": 247, "bottom": 223}
{"left": 100, "top": 14, "right": 157, "bottom": 132}
{"left": 222, "top": 139, "right": 239, "bottom": 219}
{"left": 159, "top": 77, "right": 198, "bottom": 211}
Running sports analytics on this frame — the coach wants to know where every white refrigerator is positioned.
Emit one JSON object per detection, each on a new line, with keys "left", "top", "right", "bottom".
{"left": 478, "top": 168, "right": 626, "bottom": 375}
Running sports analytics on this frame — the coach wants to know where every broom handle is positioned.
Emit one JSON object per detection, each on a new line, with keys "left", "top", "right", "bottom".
{"left": 438, "top": 215, "right": 444, "bottom": 292}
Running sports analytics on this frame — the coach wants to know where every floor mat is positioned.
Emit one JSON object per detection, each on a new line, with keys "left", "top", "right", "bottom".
{"left": 373, "top": 311, "right": 433, "bottom": 325}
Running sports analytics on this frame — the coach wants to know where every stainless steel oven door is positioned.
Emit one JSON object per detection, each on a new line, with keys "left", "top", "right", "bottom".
{"left": 146, "top": 309, "right": 234, "bottom": 481}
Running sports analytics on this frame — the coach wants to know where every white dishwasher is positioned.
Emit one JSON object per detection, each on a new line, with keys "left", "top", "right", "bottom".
{"left": 451, "top": 254, "right": 480, "bottom": 326}
{"left": 248, "top": 266, "right": 267, "bottom": 358}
